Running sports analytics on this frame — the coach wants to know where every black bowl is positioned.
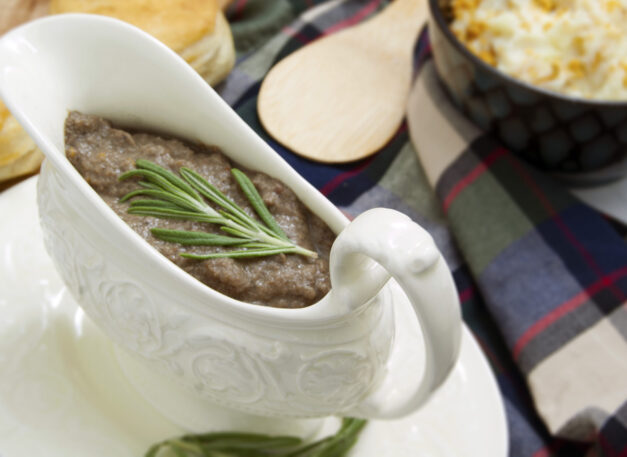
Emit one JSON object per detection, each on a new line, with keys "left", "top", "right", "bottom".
{"left": 427, "top": 0, "right": 627, "bottom": 184}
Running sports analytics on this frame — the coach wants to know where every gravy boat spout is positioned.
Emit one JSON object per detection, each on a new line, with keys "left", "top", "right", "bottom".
{"left": 0, "top": 14, "right": 462, "bottom": 420}
{"left": 0, "top": 13, "right": 356, "bottom": 322}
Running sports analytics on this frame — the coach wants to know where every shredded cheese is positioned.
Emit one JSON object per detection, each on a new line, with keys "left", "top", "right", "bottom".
{"left": 450, "top": 0, "right": 627, "bottom": 100}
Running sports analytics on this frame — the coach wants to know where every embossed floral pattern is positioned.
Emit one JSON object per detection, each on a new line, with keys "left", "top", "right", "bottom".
{"left": 191, "top": 339, "right": 266, "bottom": 404}
{"left": 99, "top": 281, "right": 163, "bottom": 354}
{"left": 298, "top": 350, "right": 375, "bottom": 409}
{"left": 37, "top": 163, "right": 394, "bottom": 418}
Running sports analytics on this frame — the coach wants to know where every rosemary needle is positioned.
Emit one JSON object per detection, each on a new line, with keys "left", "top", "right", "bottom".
{"left": 119, "top": 160, "right": 317, "bottom": 260}
{"left": 144, "top": 418, "right": 367, "bottom": 457}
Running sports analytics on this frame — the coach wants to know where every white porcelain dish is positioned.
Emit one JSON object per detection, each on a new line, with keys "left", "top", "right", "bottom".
{"left": 0, "top": 177, "right": 508, "bottom": 456}
{"left": 0, "top": 14, "right": 462, "bottom": 420}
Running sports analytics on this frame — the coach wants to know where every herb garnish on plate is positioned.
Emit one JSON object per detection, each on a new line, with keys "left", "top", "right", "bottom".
{"left": 145, "top": 417, "right": 367, "bottom": 457}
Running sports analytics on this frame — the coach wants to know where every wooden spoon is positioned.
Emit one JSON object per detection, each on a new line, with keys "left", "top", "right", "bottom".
{"left": 257, "top": 0, "right": 428, "bottom": 163}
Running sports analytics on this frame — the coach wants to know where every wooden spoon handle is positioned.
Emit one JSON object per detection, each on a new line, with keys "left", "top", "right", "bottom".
{"left": 372, "top": 0, "right": 428, "bottom": 42}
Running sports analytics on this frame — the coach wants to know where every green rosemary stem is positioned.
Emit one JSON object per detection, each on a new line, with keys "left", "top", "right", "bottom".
{"left": 119, "top": 160, "right": 318, "bottom": 260}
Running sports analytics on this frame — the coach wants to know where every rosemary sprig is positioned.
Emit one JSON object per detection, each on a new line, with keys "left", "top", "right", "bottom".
{"left": 119, "top": 160, "right": 317, "bottom": 259}
{"left": 144, "top": 418, "right": 367, "bottom": 457}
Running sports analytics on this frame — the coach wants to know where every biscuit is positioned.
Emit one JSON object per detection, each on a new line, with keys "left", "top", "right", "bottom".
{"left": 0, "top": 0, "right": 48, "bottom": 35}
{"left": 0, "top": 102, "right": 43, "bottom": 181}
{"left": 49, "top": 0, "right": 218, "bottom": 52}
{"left": 50, "top": 0, "right": 235, "bottom": 85}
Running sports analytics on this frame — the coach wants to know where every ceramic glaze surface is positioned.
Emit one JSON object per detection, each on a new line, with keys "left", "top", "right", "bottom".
{"left": 0, "top": 177, "right": 508, "bottom": 456}
{"left": 0, "top": 14, "right": 461, "bottom": 419}
{"left": 38, "top": 161, "right": 392, "bottom": 418}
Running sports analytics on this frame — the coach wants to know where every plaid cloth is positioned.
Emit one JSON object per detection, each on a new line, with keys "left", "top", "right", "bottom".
{"left": 221, "top": 1, "right": 627, "bottom": 455}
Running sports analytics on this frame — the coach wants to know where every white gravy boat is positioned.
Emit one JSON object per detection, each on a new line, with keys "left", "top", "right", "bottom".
{"left": 0, "top": 14, "right": 461, "bottom": 420}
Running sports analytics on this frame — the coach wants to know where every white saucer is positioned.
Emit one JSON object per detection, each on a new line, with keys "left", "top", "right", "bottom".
{"left": 0, "top": 177, "right": 508, "bottom": 457}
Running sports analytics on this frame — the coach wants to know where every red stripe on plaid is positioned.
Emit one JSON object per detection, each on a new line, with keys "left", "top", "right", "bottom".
{"left": 531, "top": 440, "right": 572, "bottom": 457}
{"left": 442, "top": 147, "right": 507, "bottom": 212}
{"left": 513, "top": 265, "right": 627, "bottom": 360}
{"left": 282, "top": 25, "right": 312, "bottom": 45}
{"left": 599, "top": 430, "right": 626, "bottom": 457}
{"left": 232, "top": 0, "right": 247, "bottom": 21}
{"left": 322, "top": 0, "right": 383, "bottom": 36}
{"left": 319, "top": 122, "right": 406, "bottom": 196}
{"left": 459, "top": 286, "right": 475, "bottom": 304}
{"left": 320, "top": 155, "right": 375, "bottom": 196}
{"left": 282, "top": 0, "right": 382, "bottom": 44}
{"left": 505, "top": 154, "right": 626, "bottom": 304}
{"left": 531, "top": 445, "right": 551, "bottom": 457}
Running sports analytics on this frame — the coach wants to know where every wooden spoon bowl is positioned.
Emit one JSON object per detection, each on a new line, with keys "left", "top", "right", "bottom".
{"left": 258, "top": 0, "right": 428, "bottom": 163}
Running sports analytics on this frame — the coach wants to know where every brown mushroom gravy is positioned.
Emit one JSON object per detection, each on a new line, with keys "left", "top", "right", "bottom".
{"left": 65, "top": 111, "right": 334, "bottom": 308}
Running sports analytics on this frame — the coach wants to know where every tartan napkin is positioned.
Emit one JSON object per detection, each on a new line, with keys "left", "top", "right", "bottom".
{"left": 221, "top": 1, "right": 627, "bottom": 455}
{"left": 409, "top": 47, "right": 627, "bottom": 456}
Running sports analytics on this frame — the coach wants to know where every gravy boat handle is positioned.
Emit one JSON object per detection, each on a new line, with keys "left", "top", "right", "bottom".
{"left": 330, "top": 208, "right": 462, "bottom": 418}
